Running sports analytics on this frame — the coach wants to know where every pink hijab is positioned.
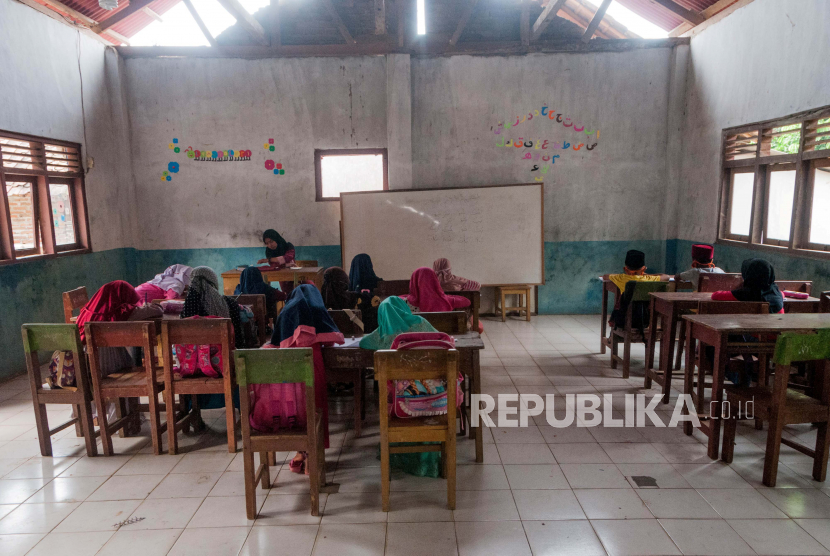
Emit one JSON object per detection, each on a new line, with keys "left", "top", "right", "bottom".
{"left": 433, "top": 258, "right": 481, "bottom": 291}
{"left": 405, "top": 267, "right": 470, "bottom": 312}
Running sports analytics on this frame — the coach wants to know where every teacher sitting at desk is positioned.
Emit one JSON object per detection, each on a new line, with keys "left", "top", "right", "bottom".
{"left": 257, "top": 229, "right": 296, "bottom": 295}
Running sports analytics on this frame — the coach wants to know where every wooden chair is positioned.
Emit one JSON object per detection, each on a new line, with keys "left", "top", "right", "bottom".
{"left": 611, "top": 281, "right": 670, "bottom": 379}
{"left": 496, "top": 285, "right": 532, "bottom": 322}
{"left": 325, "top": 309, "right": 366, "bottom": 437}
{"left": 376, "top": 279, "right": 409, "bottom": 297}
{"left": 821, "top": 292, "right": 830, "bottom": 313}
{"left": 698, "top": 273, "right": 743, "bottom": 293}
{"left": 722, "top": 329, "right": 830, "bottom": 486}
{"left": 295, "top": 260, "right": 318, "bottom": 268}
{"left": 776, "top": 280, "right": 813, "bottom": 295}
{"left": 21, "top": 324, "right": 98, "bottom": 457}
{"left": 416, "top": 311, "right": 468, "bottom": 334}
{"left": 160, "top": 319, "right": 237, "bottom": 455}
{"left": 445, "top": 290, "right": 480, "bottom": 333}
{"left": 377, "top": 349, "right": 458, "bottom": 511}
{"left": 235, "top": 347, "right": 325, "bottom": 519}
{"left": 62, "top": 287, "right": 88, "bottom": 324}
{"left": 85, "top": 322, "right": 165, "bottom": 456}
{"left": 236, "top": 294, "right": 268, "bottom": 346}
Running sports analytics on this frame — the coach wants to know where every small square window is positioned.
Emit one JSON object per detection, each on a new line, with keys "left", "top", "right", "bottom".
{"left": 49, "top": 181, "right": 77, "bottom": 247}
{"left": 315, "top": 149, "right": 388, "bottom": 201}
{"left": 809, "top": 162, "right": 830, "bottom": 246}
{"left": 728, "top": 171, "right": 754, "bottom": 237}
{"left": 765, "top": 168, "right": 796, "bottom": 243}
{"left": 5, "top": 179, "right": 40, "bottom": 255}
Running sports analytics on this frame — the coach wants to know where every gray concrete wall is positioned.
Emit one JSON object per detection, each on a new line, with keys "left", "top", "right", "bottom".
{"left": 674, "top": 0, "right": 830, "bottom": 242}
{"left": 123, "top": 57, "right": 388, "bottom": 250}
{"left": 0, "top": 0, "right": 137, "bottom": 251}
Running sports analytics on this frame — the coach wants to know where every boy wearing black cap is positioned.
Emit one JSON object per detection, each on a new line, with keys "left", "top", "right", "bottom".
{"left": 602, "top": 250, "right": 669, "bottom": 333}
{"left": 675, "top": 244, "right": 724, "bottom": 290}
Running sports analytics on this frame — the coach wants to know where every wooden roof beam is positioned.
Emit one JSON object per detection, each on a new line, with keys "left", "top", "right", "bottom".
{"left": 520, "top": 1, "right": 530, "bottom": 46}
{"left": 374, "top": 0, "right": 386, "bottom": 34}
{"left": 581, "top": 0, "right": 611, "bottom": 42}
{"left": 449, "top": 0, "right": 480, "bottom": 46}
{"left": 92, "top": 0, "right": 154, "bottom": 33}
{"left": 651, "top": 0, "right": 705, "bottom": 26}
{"left": 215, "top": 0, "right": 269, "bottom": 45}
{"left": 531, "top": 0, "right": 567, "bottom": 41}
{"left": 142, "top": 6, "right": 162, "bottom": 22}
{"left": 182, "top": 0, "right": 217, "bottom": 47}
{"left": 321, "top": 0, "right": 357, "bottom": 44}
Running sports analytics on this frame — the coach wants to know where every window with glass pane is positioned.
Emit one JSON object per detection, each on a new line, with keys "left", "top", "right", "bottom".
{"left": 765, "top": 169, "right": 796, "bottom": 241}
{"left": 49, "top": 182, "right": 76, "bottom": 246}
{"left": 316, "top": 149, "right": 387, "bottom": 201}
{"left": 729, "top": 172, "right": 754, "bottom": 236}
{"left": 810, "top": 164, "right": 830, "bottom": 245}
{"left": 5, "top": 180, "right": 39, "bottom": 253}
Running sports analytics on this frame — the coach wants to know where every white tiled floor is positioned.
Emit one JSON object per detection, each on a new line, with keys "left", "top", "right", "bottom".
{"left": 1, "top": 314, "right": 829, "bottom": 555}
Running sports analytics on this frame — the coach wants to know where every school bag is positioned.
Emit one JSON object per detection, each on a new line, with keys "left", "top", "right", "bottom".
{"left": 47, "top": 350, "right": 77, "bottom": 390}
{"left": 173, "top": 316, "right": 228, "bottom": 378}
{"left": 386, "top": 332, "right": 464, "bottom": 418}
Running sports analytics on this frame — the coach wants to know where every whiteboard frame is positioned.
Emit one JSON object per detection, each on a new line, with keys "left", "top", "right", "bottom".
{"left": 339, "top": 182, "right": 545, "bottom": 286}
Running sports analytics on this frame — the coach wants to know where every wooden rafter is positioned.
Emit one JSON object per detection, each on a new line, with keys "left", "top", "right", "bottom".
{"left": 182, "top": 0, "right": 217, "bottom": 47}
{"left": 581, "top": 0, "right": 611, "bottom": 42}
{"left": 374, "top": 0, "right": 386, "bottom": 34}
{"left": 669, "top": 0, "right": 744, "bottom": 36}
{"left": 651, "top": 0, "right": 705, "bottom": 25}
{"left": 92, "top": 0, "right": 154, "bottom": 33}
{"left": 449, "top": 0, "right": 479, "bottom": 46}
{"left": 321, "top": 0, "right": 356, "bottom": 44}
{"left": 531, "top": 0, "right": 567, "bottom": 41}
{"left": 519, "top": 1, "right": 530, "bottom": 46}
{"left": 397, "top": 0, "right": 407, "bottom": 47}
{"left": 215, "top": 0, "right": 269, "bottom": 46}
{"left": 141, "top": 6, "right": 162, "bottom": 22}
{"left": 38, "top": 0, "right": 95, "bottom": 26}
{"left": 104, "top": 29, "right": 131, "bottom": 45}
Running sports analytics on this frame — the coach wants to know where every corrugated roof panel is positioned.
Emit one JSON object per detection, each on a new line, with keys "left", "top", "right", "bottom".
{"left": 614, "top": 0, "right": 684, "bottom": 30}
{"left": 110, "top": 0, "right": 182, "bottom": 38}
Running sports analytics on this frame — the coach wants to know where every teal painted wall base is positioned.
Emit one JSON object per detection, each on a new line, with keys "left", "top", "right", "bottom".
{"left": 3, "top": 240, "right": 828, "bottom": 381}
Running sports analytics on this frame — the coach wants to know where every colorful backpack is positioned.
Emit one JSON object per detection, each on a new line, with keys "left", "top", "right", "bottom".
{"left": 47, "top": 350, "right": 77, "bottom": 390}
{"left": 386, "top": 332, "right": 464, "bottom": 418}
{"left": 173, "top": 316, "right": 226, "bottom": 378}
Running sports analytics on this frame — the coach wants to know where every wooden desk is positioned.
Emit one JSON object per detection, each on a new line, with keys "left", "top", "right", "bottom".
{"left": 646, "top": 292, "right": 821, "bottom": 403}
{"left": 221, "top": 267, "right": 325, "bottom": 295}
{"left": 599, "top": 278, "right": 620, "bottom": 354}
{"left": 322, "top": 332, "right": 486, "bottom": 462}
{"left": 681, "top": 313, "right": 830, "bottom": 459}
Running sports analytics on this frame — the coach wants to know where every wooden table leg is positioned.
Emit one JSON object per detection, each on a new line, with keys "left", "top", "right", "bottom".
{"left": 472, "top": 349, "right": 483, "bottom": 463}
{"left": 659, "top": 305, "right": 678, "bottom": 404}
{"left": 645, "top": 297, "right": 658, "bottom": 374}
{"left": 707, "top": 333, "right": 729, "bottom": 460}
{"left": 683, "top": 321, "right": 695, "bottom": 436}
{"left": 763, "top": 362, "right": 791, "bottom": 486}
{"left": 600, "top": 283, "right": 609, "bottom": 354}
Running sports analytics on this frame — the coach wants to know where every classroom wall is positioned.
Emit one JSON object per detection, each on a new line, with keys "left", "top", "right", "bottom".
{"left": 0, "top": 0, "right": 138, "bottom": 380}
{"left": 670, "top": 0, "right": 830, "bottom": 287}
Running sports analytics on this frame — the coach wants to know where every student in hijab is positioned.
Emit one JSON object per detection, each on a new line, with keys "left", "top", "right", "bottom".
{"left": 433, "top": 258, "right": 481, "bottom": 291}
{"left": 349, "top": 253, "right": 382, "bottom": 292}
{"left": 321, "top": 267, "right": 354, "bottom": 310}
{"left": 359, "top": 296, "right": 438, "bottom": 350}
{"left": 234, "top": 266, "right": 286, "bottom": 323}
{"left": 182, "top": 266, "right": 245, "bottom": 348}
{"left": 257, "top": 229, "right": 296, "bottom": 295}
{"left": 250, "top": 285, "right": 344, "bottom": 473}
{"left": 135, "top": 264, "right": 193, "bottom": 304}
{"left": 712, "top": 258, "right": 784, "bottom": 313}
{"left": 403, "top": 267, "right": 471, "bottom": 313}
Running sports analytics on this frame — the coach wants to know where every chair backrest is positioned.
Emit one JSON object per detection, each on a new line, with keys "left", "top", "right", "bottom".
{"left": 698, "top": 300, "right": 769, "bottom": 315}
{"left": 623, "top": 280, "right": 671, "bottom": 303}
{"left": 21, "top": 323, "right": 89, "bottom": 393}
{"left": 160, "top": 318, "right": 234, "bottom": 378}
{"left": 776, "top": 280, "right": 813, "bottom": 295}
{"left": 295, "top": 260, "right": 318, "bottom": 268}
{"left": 445, "top": 290, "right": 479, "bottom": 332}
{"left": 234, "top": 348, "right": 314, "bottom": 387}
{"left": 376, "top": 279, "right": 409, "bottom": 297}
{"left": 698, "top": 273, "right": 743, "bottom": 293}
{"left": 773, "top": 329, "right": 830, "bottom": 365}
{"left": 85, "top": 321, "right": 157, "bottom": 380}
{"left": 235, "top": 294, "right": 268, "bottom": 345}
{"left": 416, "top": 311, "right": 468, "bottom": 334}
{"left": 821, "top": 292, "right": 830, "bottom": 313}
{"left": 375, "top": 349, "right": 459, "bottom": 422}
{"left": 62, "top": 287, "right": 88, "bottom": 323}
{"left": 328, "top": 309, "right": 363, "bottom": 336}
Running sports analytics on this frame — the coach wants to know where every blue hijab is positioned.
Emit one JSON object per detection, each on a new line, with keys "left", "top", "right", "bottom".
{"left": 272, "top": 284, "right": 340, "bottom": 344}
{"left": 349, "top": 253, "right": 381, "bottom": 292}
{"left": 234, "top": 267, "right": 271, "bottom": 296}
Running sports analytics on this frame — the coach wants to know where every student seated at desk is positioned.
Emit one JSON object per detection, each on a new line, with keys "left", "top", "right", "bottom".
{"left": 433, "top": 258, "right": 481, "bottom": 291}
{"left": 603, "top": 250, "right": 669, "bottom": 333}
{"left": 403, "top": 267, "right": 483, "bottom": 333}
{"left": 712, "top": 258, "right": 784, "bottom": 313}
{"left": 257, "top": 229, "right": 296, "bottom": 295}
{"left": 181, "top": 266, "right": 245, "bottom": 348}
{"left": 234, "top": 266, "right": 286, "bottom": 323}
{"left": 252, "top": 285, "right": 344, "bottom": 474}
{"left": 135, "top": 264, "right": 192, "bottom": 303}
{"left": 349, "top": 253, "right": 382, "bottom": 293}
{"left": 675, "top": 244, "right": 724, "bottom": 290}
{"left": 322, "top": 266, "right": 379, "bottom": 333}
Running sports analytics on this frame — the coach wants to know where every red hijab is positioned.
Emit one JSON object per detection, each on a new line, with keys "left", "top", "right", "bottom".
{"left": 76, "top": 280, "right": 140, "bottom": 342}
{"left": 406, "top": 267, "right": 456, "bottom": 312}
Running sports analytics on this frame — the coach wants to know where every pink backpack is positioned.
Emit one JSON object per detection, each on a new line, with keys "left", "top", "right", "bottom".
{"left": 173, "top": 316, "right": 226, "bottom": 378}
{"left": 386, "top": 332, "right": 464, "bottom": 418}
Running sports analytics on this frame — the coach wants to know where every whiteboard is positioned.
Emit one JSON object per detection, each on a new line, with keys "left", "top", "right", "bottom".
{"left": 340, "top": 184, "right": 544, "bottom": 286}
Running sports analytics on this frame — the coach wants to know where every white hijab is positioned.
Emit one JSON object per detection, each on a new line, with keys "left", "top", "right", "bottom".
{"left": 149, "top": 264, "right": 192, "bottom": 295}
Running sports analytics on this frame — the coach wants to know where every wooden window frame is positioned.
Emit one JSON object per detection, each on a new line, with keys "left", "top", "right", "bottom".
{"left": 0, "top": 129, "right": 91, "bottom": 266}
{"left": 717, "top": 105, "right": 830, "bottom": 261}
{"left": 314, "top": 148, "right": 389, "bottom": 202}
